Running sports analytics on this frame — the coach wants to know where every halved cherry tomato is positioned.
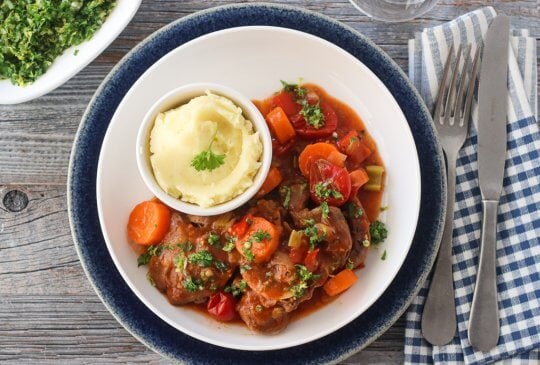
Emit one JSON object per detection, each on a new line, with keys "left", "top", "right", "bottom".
{"left": 290, "top": 101, "right": 338, "bottom": 139}
{"left": 229, "top": 214, "right": 253, "bottom": 238}
{"left": 272, "top": 91, "right": 301, "bottom": 116}
{"left": 337, "top": 131, "right": 372, "bottom": 164}
{"left": 309, "top": 159, "right": 351, "bottom": 206}
{"left": 207, "top": 292, "right": 236, "bottom": 322}
{"left": 304, "top": 248, "right": 319, "bottom": 272}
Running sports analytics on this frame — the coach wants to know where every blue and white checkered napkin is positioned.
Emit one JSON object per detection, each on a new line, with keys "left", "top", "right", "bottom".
{"left": 405, "top": 7, "right": 540, "bottom": 365}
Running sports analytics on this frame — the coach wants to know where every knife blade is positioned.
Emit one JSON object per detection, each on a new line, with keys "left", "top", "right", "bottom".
{"left": 468, "top": 15, "right": 509, "bottom": 352}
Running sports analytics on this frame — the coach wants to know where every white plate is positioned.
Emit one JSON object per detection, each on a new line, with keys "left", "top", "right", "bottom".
{"left": 0, "top": 0, "right": 141, "bottom": 105}
{"left": 96, "top": 26, "right": 421, "bottom": 351}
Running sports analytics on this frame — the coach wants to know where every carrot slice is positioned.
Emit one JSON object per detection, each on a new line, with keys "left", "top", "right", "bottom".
{"left": 257, "top": 166, "right": 283, "bottom": 197}
{"left": 266, "top": 106, "right": 296, "bottom": 144}
{"left": 235, "top": 217, "right": 279, "bottom": 264}
{"left": 127, "top": 201, "right": 171, "bottom": 245}
{"left": 298, "top": 142, "right": 343, "bottom": 178}
{"left": 323, "top": 269, "right": 358, "bottom": 296}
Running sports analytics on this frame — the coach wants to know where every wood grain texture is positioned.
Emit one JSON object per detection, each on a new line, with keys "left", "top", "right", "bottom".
{"left": 0, "top": 1, "right": 537, "bottom": 363}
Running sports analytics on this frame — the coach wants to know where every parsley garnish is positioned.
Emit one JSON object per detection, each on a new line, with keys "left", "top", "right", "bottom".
{"left": 369, "top": 221, "right": 388, "bottom": 245}
{"left": 188, "top": 250, "right": 214, "bottom": 267}
{"left": 240, "top": 264, "right": 252, "bottom": 273}
{"left": 214, "top": 260, "right": 228, "bottom": 271}
{"left": 255, "top": 305, "right": 263, "bottom": 312}
{"left": 381, "top": 250, "right": 387, "bottom": 261}
{"left": 252, "top": 229, "right": 271, "bottom": 242}
{"left": 347, "top": 202, "right": 364, "bottom": 219}
{"left": 0, "top": 0, "right": 116, "bottom": 86}
{"left": 207, "top": 233, "right": 220, "bottom": 246}
{"left": 137, "top": 244, "right": 162, "bottom": 266}
{"left": 346, "top": 258, "right": 355, "bottom": 270}
{"left": 173, "top": 254, "right": 186, "bottom": 273}
{"left": 314, "top": 180, "right": 343, "bottom": 200}
{"left": 190, "top": 129, "right": 225, "bottom": 172}
{"left": 183, "top": 277, "right": 203, "bottom": 292}
{"left": 291, "top": 264, "right": 320, "bottom": 299}
{"left": 224, "top": 280, "right": 247, "bottom": 297}
{"left": 303, "top": 219, "right": 325, "bottom": 251}
{"left": 179, "top": 241, "right": 193, "bottom": 252}
{"left": 146, "top": 272, "right": 156, "bottom": 287}
{"left": 280, "top": 80, "right": 307, "bottom": 98}
{"left": 299, "top": 99, "right": 325, "bottom": 129}
{"left": 242, "top": 245, "right": 255, "bottom": 262}
{"left": 222, "top": 235, "right": 236, "bottom": 252}
{"left": 321, "top": 202, "right": 329, "bottom": 219}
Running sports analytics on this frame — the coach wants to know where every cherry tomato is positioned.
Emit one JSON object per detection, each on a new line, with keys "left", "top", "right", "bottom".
{"left": 272, "top": 91, "right": 301, "bottom": 116}
{"left": 207, "top": 292, "right": 236, "bottom": 322}
{"left": 309, "top": 159, "right": 351, "bottom": 206}
{"left": 290, "top": 101, "right": 338, "bottom": 139}
{"left": 289, "top": 245, "right": 308, "bottom": 264}
{"left": 229, "top": 214, "right": 253, "bottom": 238}
{"left": 304, "top": 248, "right": 319, "bottom": 272}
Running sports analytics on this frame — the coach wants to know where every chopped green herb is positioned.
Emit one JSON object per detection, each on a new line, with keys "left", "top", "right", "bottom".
{"left": 191, "top": 129, "right": 225, "bottom": 172}
{"left": 314, "top": 180, "right": 343, "bottom": 200}
{"left": 380, "top": 206, "right": 389, "bottom": 212}
{"left": 207, "top": 233, "right": 220, "bottom": 246}
{"left": 252, "top": 229, "right": 271, "bottom": 242}
{"left": 381, "top": 250, "right": 387, "bottom": 261}
{"left": 255, "top": 305, "right": 263, "bottom": 312}
{"left": 369, "top": 221, "right": 388, "bottom": 245}
{"left": 321, "top": 202, "right": 329, "bottom": 219}
{"left": 240, "top": 264, "right": 252, "bottom": 273}
{"left": 188, "top": 250, "right": 214, "bottom": 267}
{"left": 280, "top": 80, "right": 307, "bottom": 98}
{"left": 214, "top": 260, "right": 228, "bottom": 271}
{"left": 179, "top": 241, "right": 193, "bottom": 252}
{"left": 299, "top": 99, "right": 325, "bottom": 129}
{"left": 280, "top": 185, "right": 291, "bottom": 209}
{"left": 174, "top": 254, "right": 186, "bottom": 273}
{"left": 0, "top": 0, "right": 117, "bottom": 86}
{"left": 346, "top": 258, "right": 355, "bottom": 270}
{"left": 183, "top": 277, "right": 202, "bottom": 292}
{"left": 225, "top": 280, "right": 247, "bottom": 297}
{"left": 303, "top": 219, "right": 325, "bottom": 251}
{"left": 291, "top": 265, "right": 320, "bottom": 299}
{"left": 347, "top": 202, "right": 364, "bottom": 219}
{"left": 222, "top": 235, "right": 236, "bottom": 252}
{"left": 137, "top": 244, "right": 162, "bottom": 266}
{"left": 242, "top": 247, "right": 255, "bottom": 262}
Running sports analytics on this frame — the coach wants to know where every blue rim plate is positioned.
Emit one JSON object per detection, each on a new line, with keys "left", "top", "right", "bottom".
{"left": 68, "top": 3, "right": 445, "bottom": 364}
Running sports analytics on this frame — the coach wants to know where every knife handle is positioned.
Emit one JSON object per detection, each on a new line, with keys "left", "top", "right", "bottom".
{"left": 421, "top": 161, "right": 457, "bottom": 345}
{"left": 468, "top": 199, "right": 500, "bottom": 352}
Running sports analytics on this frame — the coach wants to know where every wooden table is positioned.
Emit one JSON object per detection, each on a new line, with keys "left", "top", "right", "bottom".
{"left": 1, "top": 1, "right": 537, "bottom": 363}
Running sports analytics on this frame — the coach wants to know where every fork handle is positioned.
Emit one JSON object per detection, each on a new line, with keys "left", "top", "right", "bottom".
{"left": 421, "top": 158, "right": 457, "bottom": 345}
{"left": 468, "top": 200, "right": 500, "bottom": 352}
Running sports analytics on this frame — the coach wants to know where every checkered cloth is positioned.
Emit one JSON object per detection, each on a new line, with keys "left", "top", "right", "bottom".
{"left": 406, "top": 7, "right": 540, "bottom": 365}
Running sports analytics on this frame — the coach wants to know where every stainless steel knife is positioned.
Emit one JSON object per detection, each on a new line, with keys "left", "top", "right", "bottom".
{"left": 468, "top": 15, "right": 510, "bottom": 352}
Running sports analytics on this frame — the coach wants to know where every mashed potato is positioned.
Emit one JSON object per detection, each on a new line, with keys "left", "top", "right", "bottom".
{"left": 149, "top": 92, "right": 262, "bottom": 208}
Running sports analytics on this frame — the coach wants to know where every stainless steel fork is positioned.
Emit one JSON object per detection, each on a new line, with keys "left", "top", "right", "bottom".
{"left": 422, "top": 44, "right": 481, "bottom": 345}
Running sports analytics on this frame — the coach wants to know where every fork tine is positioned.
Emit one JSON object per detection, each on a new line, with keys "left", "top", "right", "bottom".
{"left": 433, "top": 44, "right": 455, "bottom": 122}
{"left": 443, "top": 44, "right": 463, "bottom": 125}
{"left": 462, "top": 45, "right": 481, "bottom": 128}
{"left": 453, "top": 44, "right": 472, "bottom": 124}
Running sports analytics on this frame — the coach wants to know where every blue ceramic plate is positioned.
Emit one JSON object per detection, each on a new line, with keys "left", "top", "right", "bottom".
{"left": 68, "top": 3, "right": 445, "bottom": 364}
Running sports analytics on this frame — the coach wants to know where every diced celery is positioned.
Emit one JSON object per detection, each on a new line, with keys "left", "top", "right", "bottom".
{"left": 364, "top": 165, "right": 385, "bottom": 192}
{"left": 288, "top": 230, "right": 304, "bottom": 248}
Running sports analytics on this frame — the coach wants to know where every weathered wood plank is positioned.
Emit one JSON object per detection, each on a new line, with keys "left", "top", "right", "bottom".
{"left": 0, "top": 0, "right": 538, "bottom": 363}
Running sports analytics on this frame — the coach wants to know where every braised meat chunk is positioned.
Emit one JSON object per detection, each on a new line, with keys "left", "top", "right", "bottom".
{"left": 149, "top": 213, "right": 239, "bottom": 305}
{"left": 237, "top": 289, "right": 290, "bottom": 333}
